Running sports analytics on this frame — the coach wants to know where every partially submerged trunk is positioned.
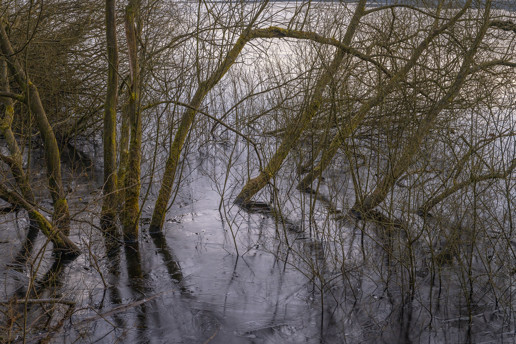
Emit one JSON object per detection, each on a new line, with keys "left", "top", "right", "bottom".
{"left": 101, "top": 0, "right": 120, "bottom": 234}
{"left": 0, "top": 182, "right": 80, "bottom": 256}
{"left": 0, "top": 20, "right": 72, "bottom": 235}
{"left": 0, "top": 59, "right": 43, "bottom": 252}
{"left": 234, "top": 0, "right": 366, "bottom": 206}
{"left": 149, "top": 2, "right": 270, "bottom": 232}
{"left": 351, "top": 1, "right": 490, "bottom": 218}
{"left": 121, "top": 0, "right": 142, "bottom": 242}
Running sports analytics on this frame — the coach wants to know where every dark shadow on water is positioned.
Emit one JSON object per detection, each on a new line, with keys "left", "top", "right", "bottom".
{"left": 149, "top": 231, "right": 184, "bottom": 285}
{"left": 8, "top": 251, "right": 76, "bottom": 338}
{"left": 36, "top": 251, "right": 74, "bottom": 292}
{"left": 10, "top": 220, "right": 39, "bottom": 272}
{"left": 89, "top": 230, "right": 198, "bottom": 343}
{"left": 103, "top": 232, "right": 127, "bottom": 338}
{"left": 123, "top": 241, "right": 150, "bottom": 343}
{"left": 147, "top": 230, "right": 223, "bottom": 342}
{"left": 222, "top": 256, "right": 240, "bottom": 318}
{"left": 11, "top": 246, "right": 77, "bottom": 301}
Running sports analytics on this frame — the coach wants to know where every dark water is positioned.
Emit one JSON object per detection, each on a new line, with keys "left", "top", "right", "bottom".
{"left": 1, "top": 138, "right": 516, "bottom": 343}
{"left": 0, "top": 148, "right": 341, "bottom": 343}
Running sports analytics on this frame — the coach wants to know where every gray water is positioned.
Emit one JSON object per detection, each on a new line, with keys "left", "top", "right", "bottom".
{"left": 2, "top": 138, "right": 514, "bottom": 343}
{"left": 0, "top": 145, "right": 345, "bottom": 344}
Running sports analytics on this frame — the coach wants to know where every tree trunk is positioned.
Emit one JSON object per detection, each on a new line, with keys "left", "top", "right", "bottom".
{"left": 0, "top": 58, "right": 49, "bottom": 251}
{"left": 296, "top": 0, "right": 473, "bottom": 192}
{"left": 0, "top": 183, "right": 80, "bottom": 256}
{"left": 0, "top": 21, "right": 71, "bottom": 234}
{"left": 352, "top": 1, "right": 490, "bottom": 218}
{"left": 234, "top": 0, "right": 367, "bottom": 206}
{"left": 121, "top": 0, "right": 142, "bottom": 242}
{"left": 117, "top": 102, "right": 130, "bottom": 198}
{"left": 101, "top": 0, "right": 120, "bottom": 234}
{"left": 0, "top": 59, "right": 35, "bottom": 203}
{"left": 149, "top": 2, "right": 270, "bottom": 232}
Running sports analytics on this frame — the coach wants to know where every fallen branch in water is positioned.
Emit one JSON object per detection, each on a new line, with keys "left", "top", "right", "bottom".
{"left": 75, "top": 288, "right": 177, "bottom": 326}
{"left": 0, "top": 298, "right": 76, "bottom": 344}
{"left": 0, "top": 298, "right": 75, "bottom": 306}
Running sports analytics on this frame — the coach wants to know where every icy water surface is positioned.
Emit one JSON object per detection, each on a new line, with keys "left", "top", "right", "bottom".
{"left": 0, "top": 151, "right": 341, "bottom": 344}
{"left": 1, "top": 140, "right": 516, "bottom": 343}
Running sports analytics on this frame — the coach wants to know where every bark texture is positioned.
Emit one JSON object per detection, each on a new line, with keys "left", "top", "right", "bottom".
{"left": 101, "top": 0, "right": 120, "bottom": 233}
{"left": 121, "top": 0, "right": 142, "bottom": 242}
{"left": 149, "top": 2, "right": 270, "bottom": 231}
{"left": 0, "top": 19, "right": 71, "bottom": 234}
{"left": 234, "top": 0, "right": 367, "bottom": 206}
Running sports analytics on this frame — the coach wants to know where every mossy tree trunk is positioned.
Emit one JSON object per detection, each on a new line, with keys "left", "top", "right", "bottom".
{"left": 117, "top": 102, "right": 130, "bottom": 199}
{"left": 296, "top": 0, "right": 473, "bottom": 192}
{"left": 149, "top": 2, "right": 271, "bottom": 232}
{"left": 1, "top": 59, "right": 63, "bottom": 252}
{"left": 0, "top": 60, "right": 79, "bottom": 255}
{"left": 351, "top": 0, "right": 490, "bottom": 218}
{"left": 234, "top": 0, "right": 367, "bottom": 206}
{"left": 0, "top": 182, "right": 80, "bottom": 255}
{"left": 0, "top": 59, "right": 34, "bottom": 203}
{"left": 121, "top": 0, "right": 142, "bottom": 242}
{"left": 0, "top": 20, "right": 71, "bottom": 234}
{"left": 101, "top": 0, "right": 120, "bottom": 234}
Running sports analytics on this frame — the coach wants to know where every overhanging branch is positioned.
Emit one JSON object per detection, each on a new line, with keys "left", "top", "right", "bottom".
{"left": 250, "top": 27, "right": 391, "bottom": 76}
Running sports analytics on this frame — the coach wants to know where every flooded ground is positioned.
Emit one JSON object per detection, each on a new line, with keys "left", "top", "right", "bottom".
{"left": 0, "top": 1, "right": 515, "bottom": 343}
{"left": 1, "top": 135, "right": 516, "bottom": 344}
{"left": 0, "top": 145, "right": 347, "bottom": 343}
